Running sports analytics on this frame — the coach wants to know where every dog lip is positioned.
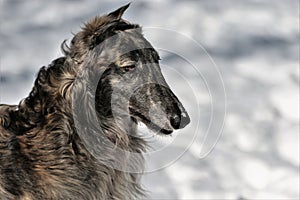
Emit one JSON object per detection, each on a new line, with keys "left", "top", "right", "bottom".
{"left": 157, "top": 127, "right": 173, "bottom": 135}
{"left": 129, "top": 108, "right": 173, "bottom": 135}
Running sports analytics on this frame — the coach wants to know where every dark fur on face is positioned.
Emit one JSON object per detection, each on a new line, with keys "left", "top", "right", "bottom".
{"left": 0, "top": 4, "right": 190, "bottom": 200}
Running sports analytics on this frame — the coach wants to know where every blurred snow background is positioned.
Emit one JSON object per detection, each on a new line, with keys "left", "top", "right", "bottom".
{"left": 0, "top": 0, "right": 299, "bottom": 199}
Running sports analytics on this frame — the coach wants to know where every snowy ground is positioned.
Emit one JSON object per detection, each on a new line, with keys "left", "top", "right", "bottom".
{"left": 0, "top": 0, "right": 299, "bottom": 199}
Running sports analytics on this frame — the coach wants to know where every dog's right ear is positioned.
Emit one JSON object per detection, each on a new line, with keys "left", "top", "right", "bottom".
{"left": 108, "top": 3, "right": 130, "bottom": 20}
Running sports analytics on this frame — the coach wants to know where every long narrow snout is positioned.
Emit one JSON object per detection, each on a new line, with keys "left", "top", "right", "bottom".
{"left": 129, "top": 83, "right": 190, "bottom": 135}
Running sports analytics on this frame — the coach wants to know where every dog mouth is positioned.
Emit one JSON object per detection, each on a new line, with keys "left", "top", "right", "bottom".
{"left": 129, "top": 108, "right": 173, "bottom": 135}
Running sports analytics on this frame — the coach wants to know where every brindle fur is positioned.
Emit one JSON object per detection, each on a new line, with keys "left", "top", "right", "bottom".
{"left": 0, "top": 4, "right": 190, "bottom": 200}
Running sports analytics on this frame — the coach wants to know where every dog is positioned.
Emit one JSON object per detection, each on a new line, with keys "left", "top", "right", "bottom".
{"left": 0, "top": 4, "right": 190, "bottom": 200}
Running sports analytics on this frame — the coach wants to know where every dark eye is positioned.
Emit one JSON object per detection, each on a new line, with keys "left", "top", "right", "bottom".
{"left": 123, "top": 64, "right": 136, "bottom": 72}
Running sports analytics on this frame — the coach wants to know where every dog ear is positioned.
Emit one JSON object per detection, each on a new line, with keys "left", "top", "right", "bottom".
{"left": 108, "top": 3, "right": 130, "bottom": 20}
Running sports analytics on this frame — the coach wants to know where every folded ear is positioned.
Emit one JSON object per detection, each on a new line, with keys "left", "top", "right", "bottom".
{"left": 108, "top": 3, "right": 130, "bottom": 20}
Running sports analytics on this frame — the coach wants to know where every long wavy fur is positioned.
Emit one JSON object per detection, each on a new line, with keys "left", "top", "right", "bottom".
{"left": 0, "top": 5, "right": 147, "bottom": 200}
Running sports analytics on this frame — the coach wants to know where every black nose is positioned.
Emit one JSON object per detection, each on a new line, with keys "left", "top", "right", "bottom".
{"left": 170, "top": 112, "right": 190, "bottom": 129}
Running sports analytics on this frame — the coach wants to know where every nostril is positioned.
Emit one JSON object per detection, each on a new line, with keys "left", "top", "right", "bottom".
{"left": 170, "top": 115, "right": 181, "bottom": 129}
{"left": 170, "top": 113, "right": 190, "bottom": 129}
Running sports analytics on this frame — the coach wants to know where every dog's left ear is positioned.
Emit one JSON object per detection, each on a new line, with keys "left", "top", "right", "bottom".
{"left": 108, "top": 3, "right": 130, "bottom": 20}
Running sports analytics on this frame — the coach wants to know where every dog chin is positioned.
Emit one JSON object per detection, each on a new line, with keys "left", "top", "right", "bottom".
{"left": 147, "top": 123, "right": 173, "bottom": 135}
{"left": 130, "top": 115, "right": 173, "bottom": 135}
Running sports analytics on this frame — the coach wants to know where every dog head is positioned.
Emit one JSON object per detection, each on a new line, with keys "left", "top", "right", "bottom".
{"left": 68, "top": 4, "right": 190, "bottom": 135}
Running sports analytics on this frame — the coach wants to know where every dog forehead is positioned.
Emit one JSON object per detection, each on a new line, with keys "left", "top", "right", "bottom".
{"left": 99, "top": 35, "right": 154, "bottom": 57}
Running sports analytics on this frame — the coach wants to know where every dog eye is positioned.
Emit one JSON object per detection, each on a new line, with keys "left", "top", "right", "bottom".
{"left": 123, "top": 64, "right": 136, "bottom": 72}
